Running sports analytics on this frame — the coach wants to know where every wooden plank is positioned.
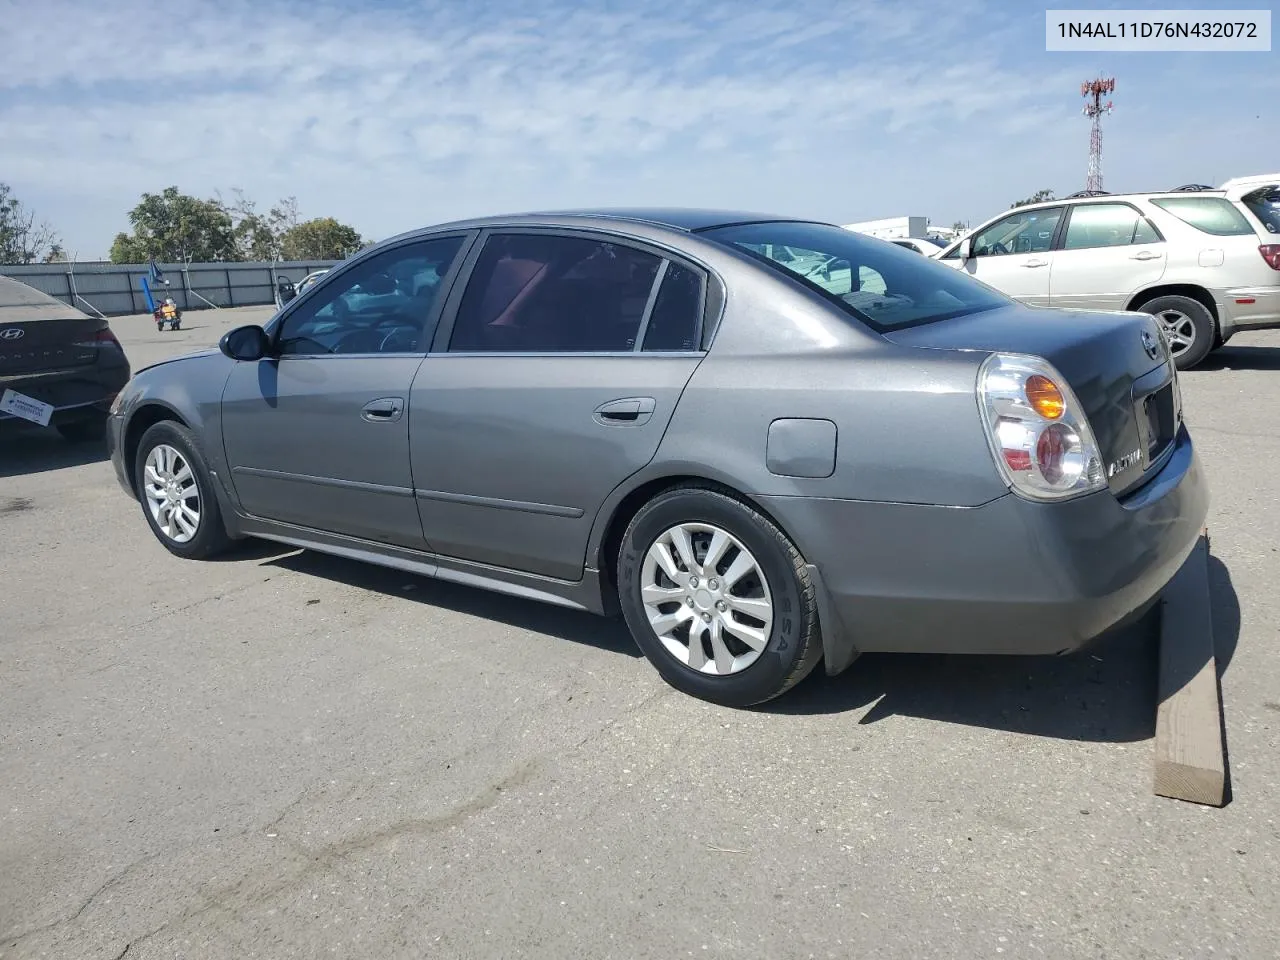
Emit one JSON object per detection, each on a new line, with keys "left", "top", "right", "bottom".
{"left": 1154, "top": 528, "right": 1227, "bottom": 807}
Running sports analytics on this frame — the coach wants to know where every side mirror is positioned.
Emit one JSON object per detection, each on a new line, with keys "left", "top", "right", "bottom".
{"left": 219, "top": 324, "right": 271, "bottom": 362}
{"left": 277, "top": 278, "right": 297, "bottom": 304}
{"left": 958, "top": 237, "right": 973, "bottom": 261}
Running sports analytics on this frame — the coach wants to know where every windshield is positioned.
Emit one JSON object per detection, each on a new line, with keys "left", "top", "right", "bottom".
{"left": 1242, "top": 187, "right": 1280, "bottom": 234}
{"left": 700, "top": 220, "right": 1010, "bottom": 332}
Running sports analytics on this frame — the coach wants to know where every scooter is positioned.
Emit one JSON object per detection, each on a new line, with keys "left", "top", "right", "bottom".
{"left": 154, "top": 297, "right": 182, "bottom": 332}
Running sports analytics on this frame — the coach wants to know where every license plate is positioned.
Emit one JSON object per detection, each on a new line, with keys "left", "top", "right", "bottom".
{"left": 0, "top": 388, "right": 54, "bottom": 427}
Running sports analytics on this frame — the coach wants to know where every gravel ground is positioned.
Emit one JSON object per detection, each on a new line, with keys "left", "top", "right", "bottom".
{"left": 2, "top": 305, "right": 1278, "bottom": 959}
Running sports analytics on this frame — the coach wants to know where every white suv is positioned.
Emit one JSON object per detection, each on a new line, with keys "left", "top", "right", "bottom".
{"left": 935, "top": 176, "right": 1280, "bottom": 369}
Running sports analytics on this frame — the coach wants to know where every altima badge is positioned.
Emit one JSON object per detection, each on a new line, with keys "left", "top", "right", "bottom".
{"left": 1108, "top": 448, "right": 1142, "bottom": 477}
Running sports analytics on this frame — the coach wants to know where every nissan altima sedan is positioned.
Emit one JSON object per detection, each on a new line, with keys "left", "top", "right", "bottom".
{"left": 106, "top": 209, "right": 1208, "bottom": 707}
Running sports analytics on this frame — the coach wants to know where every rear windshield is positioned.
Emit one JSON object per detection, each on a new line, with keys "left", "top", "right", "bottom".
{"left": 1150, "top": 196, "right": 1257, "bottom": 236}
{"left": 699, "top": 221, "right": 1009, "bottom": 333}
{"left": 1241, "top": 188, "right": 1280, "bottom": 234}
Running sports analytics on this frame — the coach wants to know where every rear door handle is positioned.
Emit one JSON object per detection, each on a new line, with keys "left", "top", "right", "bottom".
{"left": 361, "top": 397, "right": 405, "bottom": 423}
{"left": 1021, "top": 258, "right": 1049, "bottom": 268}
{"left": 594, "top": 396, "right": 656, "bottom": 426}
{"left": 1130, "top": 250, "right": 1163, "bottom": 260}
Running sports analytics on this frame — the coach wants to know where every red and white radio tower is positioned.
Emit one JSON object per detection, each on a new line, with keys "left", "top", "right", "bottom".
{"left": 1081, "top": 76, "right": 1115, "bottom": 193}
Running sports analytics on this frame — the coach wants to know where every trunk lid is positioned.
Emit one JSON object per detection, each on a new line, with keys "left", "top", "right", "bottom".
{"left": 884, "top": 304, "right": 1179, "bottom": 497}
{"left": 0, "top": 277, "right": 103, "bottom": 377}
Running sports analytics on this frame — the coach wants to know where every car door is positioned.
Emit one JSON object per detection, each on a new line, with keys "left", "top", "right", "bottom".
{"left": 410, "top": 229, "right": 710, "bottom": 581}
{"left": 1048, "top": 201, "right": 1168, "bottom": 311}
{"left": 220, "top": 233, "right": 471, "bottom": 548}
{"left": 940, "top": 206, "right": 1065, "bottom": 305}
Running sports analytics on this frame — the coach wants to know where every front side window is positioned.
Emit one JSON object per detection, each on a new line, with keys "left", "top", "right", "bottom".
{"left": 701, "top": 220, "right": 1010, "bottom": 333}
{"left": 967, "top": 207, "right": 1064, "bottom": 257}
{"left": 448, "top": 234, "right": 664, "bottom": 353}
{"left": 1062, "top": 203, "right": 1163, "bottom": 250}
{"left": 276, "top": 237, "right": 464, "bottom": 356}
{"left": 1150, "top": 197, "right": 1256, "bottom": 236}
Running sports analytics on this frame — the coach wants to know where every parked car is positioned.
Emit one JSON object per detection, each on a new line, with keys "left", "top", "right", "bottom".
{"left": 0, "top": 276, "right": 130, "bottom": 442}
{"left": 888, "top": 236, "right": 948, "bottom": 256}
{"left": 935, "top": 179, "right": 1280, "bottom": 369}
{"left": 106, "top": 209, "right": 1208, "bottom": 707}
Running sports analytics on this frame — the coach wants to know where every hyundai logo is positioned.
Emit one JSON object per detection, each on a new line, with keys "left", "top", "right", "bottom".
{"left": 1141, "top": 329, "right": 1160, "bottom": 361}
{"left": 0, "top": 327, "right": 24, "bottom": 341}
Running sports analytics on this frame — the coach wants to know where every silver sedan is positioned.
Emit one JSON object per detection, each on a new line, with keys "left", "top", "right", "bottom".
{"left": 107, "top": 209, "right": 1208, "bottom": 707}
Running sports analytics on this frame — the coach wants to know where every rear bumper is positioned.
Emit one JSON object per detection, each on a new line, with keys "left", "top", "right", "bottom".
{"left": 759, "top": 423, "right": 1208, "bottom": 660}
{"left": 0, "top": 362, "right": 130, "bottom": 424}
{"left": 1218, "top": 285, "right": 1280, "bottom": 338}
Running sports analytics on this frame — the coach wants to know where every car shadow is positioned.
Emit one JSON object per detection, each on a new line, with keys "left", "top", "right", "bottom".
{"left": 249, "top": 542, "right": 1239, "bottom": 745}
{"left": 261, "top": 549, "right": 641, "bottom": 659}
{"left": 1199, "top": 344, "right": 1280, "bottom": 371}
{"left": 0, "top": 424, "right": 107, "bottom": 479}
{"left": 769, "top": 554, "right": 1241, "bottom": 746}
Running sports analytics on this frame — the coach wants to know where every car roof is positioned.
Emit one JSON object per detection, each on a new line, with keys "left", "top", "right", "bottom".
{"left": 0, "top": 275, "right": 92, "bottom": 322}
{"left": 411, "top": 207, "right": 825, "bottom": 235}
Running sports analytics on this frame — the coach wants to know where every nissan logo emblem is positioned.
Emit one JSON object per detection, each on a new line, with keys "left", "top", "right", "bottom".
{"left": 0, "top": 327, "right": 24, "bottom": 341}
{"left": 1141, "top": 329, "right": 1160, "bottom": 361}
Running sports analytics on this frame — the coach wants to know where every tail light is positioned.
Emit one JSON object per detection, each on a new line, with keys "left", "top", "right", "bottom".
{"left": 977, "top": 353, "right": 1106, "bottom": 501}
{"left": 74, "top": 327, "right": 122, "bottom": 349}
{"left": 1260, "top": 245, "right": 1280, "bottom": 270}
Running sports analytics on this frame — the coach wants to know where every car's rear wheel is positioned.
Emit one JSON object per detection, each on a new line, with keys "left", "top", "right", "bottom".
{"left": 1137, "top": 294, "right": 1214, "bottom": 370}
{"left": 56, "top": 412, "right": 107, "bottom": 443}
{"left": 134, "top": 420, "right": 233, "bottom": 560}
{"left": 617, "top": 486, "right": 823, "bottom": 708}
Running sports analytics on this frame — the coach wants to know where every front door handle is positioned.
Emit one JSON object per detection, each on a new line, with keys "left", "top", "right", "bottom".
{"left": 594, "top": 396, "right": 656, "bottom": 426}
{"left": 361, "top": 397, "right": 405, "bottom": 423}
{"left": 1130, "top": 250, "right": 1163, "bottom": 261}
{"left": 1021, "top": 258, "right": 1049, "bottom": 268}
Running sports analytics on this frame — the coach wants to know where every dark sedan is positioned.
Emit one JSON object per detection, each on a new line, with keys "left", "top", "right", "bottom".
{"left": 0, "top": 276, "right": 130, "bottom": 442}
{"left": 106, "top": 208, "right": 1208, "bottom": 707}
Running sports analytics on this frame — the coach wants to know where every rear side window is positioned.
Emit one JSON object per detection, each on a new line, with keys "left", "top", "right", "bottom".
{"left": 1242, "top": 188, "right": 1280, "bottom": 235}
{"left": 449, "top": 234, "right": 665, "bottom": 353}
{"left": 1150, "top": 197, "right": 1256, "bottom": 236}
{"left": 1062, "top": 203, "right": 1162, "bottom": 249}
{"left": 641, "top": 263, "right": 703, "bottom": 352}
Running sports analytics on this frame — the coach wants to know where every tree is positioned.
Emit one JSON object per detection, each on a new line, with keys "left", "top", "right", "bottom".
{"left": 1011, "top": 189, "right": 1056, "bottom": 209}
{"left": 951, "top": 221, "right": 967, "bottom": 233}
{"left": 280, "top": 217, "right": 364, "bottom": 261}
{"left": 109, "top": 186, "right": 237, "bottom": 264}
{"left": 219, "top": 189, "right": 302, "bottom": 261}
{"left": 0, "top": 182, "right": 61, "bottom": 264}
{"left": 43, "top": 243, "right": 68, "bottom": 263}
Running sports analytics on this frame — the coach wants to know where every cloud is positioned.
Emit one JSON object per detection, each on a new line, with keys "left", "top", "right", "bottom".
{"left": 1, "top": 0, "right": 1276, "bottom": 255}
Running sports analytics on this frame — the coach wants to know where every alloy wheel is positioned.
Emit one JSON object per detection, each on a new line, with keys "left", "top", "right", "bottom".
{"left": 1151, "top": 308, "right": 1196, "bottom": 358}
{"left": 640, "top": 522, "right": 774, "bottom": 676}
{"left": 143, "top": 444, "right": 202, "bottom": 544}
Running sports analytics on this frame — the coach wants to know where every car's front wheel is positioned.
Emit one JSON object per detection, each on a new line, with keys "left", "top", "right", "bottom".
{"left": 134, "top": 420, "right": 234, "bottom": 560}
{"left": 617, "top": 486, "right": 823, "bottom": 708}
{"left": 1137, "top": 294, "right": 1215, "bottom": 370}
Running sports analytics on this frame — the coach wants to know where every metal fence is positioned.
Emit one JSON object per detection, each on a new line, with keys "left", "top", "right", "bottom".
{"left": 1, "top": 259, "right": 341, "bottom": 317}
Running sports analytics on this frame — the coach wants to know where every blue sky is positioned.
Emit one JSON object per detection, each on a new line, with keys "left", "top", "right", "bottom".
{"left": 1, "top": 0, "right": 1276, "bottom": 257}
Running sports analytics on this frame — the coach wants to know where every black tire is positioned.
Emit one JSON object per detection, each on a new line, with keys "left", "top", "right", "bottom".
{"left": 1136, "top": 294, "right": 1215, "bottom": 370}
{"left": 617, "top": 485, "right": 823, "bottom": 708}
{"left": 156, "top": 321, "right": 164, "bottom": 332}
{"left": 133, "top": 420, "right": 234, "bottom": 560}
{"left": 56, "top": 413, "right": 107, "bottom": 443}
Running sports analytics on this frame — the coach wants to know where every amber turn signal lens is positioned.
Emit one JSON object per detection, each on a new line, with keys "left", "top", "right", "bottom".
{"left": 1025, "top": 374, "right": 1065, "bottom": 420}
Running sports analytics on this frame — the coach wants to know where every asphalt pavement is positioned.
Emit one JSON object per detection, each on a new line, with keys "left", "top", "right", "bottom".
{"left": 2, "top": 305, "right": 1278, "bottom": 959}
